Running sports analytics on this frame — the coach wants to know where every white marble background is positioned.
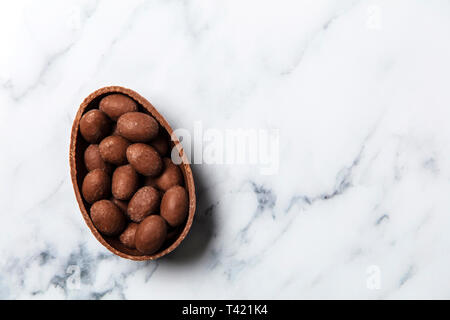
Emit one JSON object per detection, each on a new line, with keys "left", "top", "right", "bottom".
{"left": 0, "top": 0, "right": 450, "bottom": 299}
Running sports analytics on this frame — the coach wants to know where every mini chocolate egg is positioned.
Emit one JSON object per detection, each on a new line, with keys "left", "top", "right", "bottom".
{"left": 126, "top": 143, "right": 163, "bottom": 177}
{"left": 99, "top": 94, "right": 137, "bottom": 121}
{"left": 79, "top": 109, "right": 111, "bottom": 143}
{"left": 127, "top": 186, "right": 160, "bottom": 222}
{"left": 111, "top": 198, "right": 128, "bottom": 215}
{"left": 160, "top": 186, "right": 188, "bottom": 227}
{"left": 112, "top": 165, "right": 138, "bottom": 200}
{"left": 117, "top": 112, "right": 159, "bottom": 142}
{"left": 135, "top": 215, "right": 167, "bottom": 254}
{"left": 84, "top": 144, "right": 112, "bottom": 173}
{"left": 155, "top": 158, "right": 184, "bottom": 191}
{"left": 99, "top": 135, "right": 130, "bottom": 165}
{"left": 150, "top": 134, "right": 169, "bottom": 156}
{"left": 81, "top": 169, "right": 111, "bottom": 204}
{"left": 119, "top": 222, "right": 138, "bottom": 249}
{"left": 90, "top": 200, "right": 126, "bottom": 236}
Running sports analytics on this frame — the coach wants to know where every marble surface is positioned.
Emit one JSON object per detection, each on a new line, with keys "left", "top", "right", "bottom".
{"left": 1, "top": 0, "right": 450, "bottom": 299}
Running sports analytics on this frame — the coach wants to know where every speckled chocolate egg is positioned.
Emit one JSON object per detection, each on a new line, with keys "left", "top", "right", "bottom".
{"left": 127, "top": 186, "right": 160, "bottom": 222}
{"left": 126, "top": 143, "right": 163, "bottom": 176}
{"left": 155, "top": 158, "right": 184, "bottom": 191}
{"left": 90, "top": 200, "right": 126, "bottom": 236}
{"left": 81, "top": 169, "right": 111, "bottom": 204}
{"left": 99, "top": 94, "right": 137, "bottom": 121}
{"left": 135, "top": 215, "right": 167, "bottom": 254}
{"left": 117, "top": 112, "right": 159, "bottom": 142}
{"left": 111, "top": 165, "right": 138, "bottom": 201}
{"left": 119, "top": 223, "right": 138, "bottom": 249}
{"left": 79, "top": 109, "right": 111, "bottom": 143}
{"left": 99, "top": 135, "right": 130, "bottom": 165}
{"left": 160, "top": 186, "right": 188, "bottom": 227}
{"left": 150, "top": 134, "right": 169, "bottom": 156}
{"left": 84, "top": 144, "right": 112, "bottom": 173}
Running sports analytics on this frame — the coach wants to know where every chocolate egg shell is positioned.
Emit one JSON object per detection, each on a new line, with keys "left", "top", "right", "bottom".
{"left": 99, "top": 94, "right": 137, "bottom": 121}
{"left": 155, "top": 158, "right": 184, "bottom": 191}
{"left": 99, "top": 135, "right": 130, "bottom": 165}
{"left": 81, "top": 169, "right": 111, "bottom": 204}
{"left": 70, "top": 86, "right": 195, "bottom": 261}
{"left": 112, "top": 165, "right": 138, "bottom": 200}
{"left": 84, "top": 144, "right": 112, "bottom": 173}
{"left": 126, "top": 143, "right": 163, "bottom": 177}
{"left": 161, "top": 186, "right": 188, "bottom": 227}
{"left": 119, "top": 223, "right": 138, "bottom": 249}
{"left": 127, "top": 186, "right": 160, "bottom": 222}
{"left": 90, "top": 200, "right": 126, "bottom": 236}
{"left": 117, "top": 112, "right": 159, "bottom": 142}
{"left": 135, "top": 215, "right": 167, "bottom": 254}
{"left": 79, "top": 109, "right": 111, "bottom": 143}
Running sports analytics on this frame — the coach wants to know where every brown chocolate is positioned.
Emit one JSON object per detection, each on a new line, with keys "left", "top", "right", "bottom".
{"left": 160, "top": 186, "right": 188, "bottom": 227}
{"left": 119, "top": 222, "right": 138, "bottom": 249}
{"left": 111, "top": 198, "right": 128, "bottom": 215}
{"left": 90, "top": 200, "right": 126, "bottom": 236}
{"left": 99, "top": 94, "right": 137, "bottom": 121}
{"left": 111, "top": 165, "right": 138, "bottom": 200}
{"left": 155, "top": 158, "right": 184, "bottom": 191}
{"left": 99, "top": 135, "right": 130, "bottom": 165}
{"left": 135, "top": 215, "right": 167, "bottom": 254}
{"left": 81, "top": 169, "right": 111, "bottom": 204}
{"left": 117, "top": 112, "right": 159, "bottom": 142}
{"left": 127, "top": 186, "right": 160, "bottom": 222}
{"left": 84, "top": 144, "right": 112, "bottom": 173}
{"left": 126, "top": 143, "right": 163, "bottom": 177}
{"left": 79, "top": 109, "right": 111, "bottom": 143}
{"left": 150, "top": 134, "right": 169, "bottom": 156}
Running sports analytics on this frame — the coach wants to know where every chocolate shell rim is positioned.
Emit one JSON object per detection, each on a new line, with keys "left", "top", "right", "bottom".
{"left": 70, "top": 86, "right": 196, "bottom": 261}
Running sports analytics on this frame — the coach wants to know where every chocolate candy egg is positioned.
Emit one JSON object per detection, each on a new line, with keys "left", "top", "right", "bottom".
{"left": 135, "top": 215, "right": 167, "bottom": 254}
{"left": 161, "top": 186, "right": 188, "bottom": 227}
{"left": 126, "top": 143, "right": 163, "bottom": 176}
{"left": 150, "top": 134, "right": 169, "bottom": 156}
{"left": 79, "top": 109, "right": 111, "bottom": 143}
{"left": 99, "top": 135, "right": 130, "bottom": 165}
{"left": 81, "top": 169, "right": 111, "bottom": 204}
{"left": 99, "top": 94, "right": 137, "bottom": 121}
{"left": 112, "top": 165, "right": 138, "bottom": 200}
{"left": 84, "top": 144, "right": 112, "bottom": 173}
{"left": 155, "top": 158, "right": 184, "bottom": 191}
{"left": 119, "top": 223, "right": 138, "bottom": 249}
{"left": 90, "top": 200, "right": 126, "bottom": 236}
{"left": 127, "top": 186, "right": 160, "bottom": 222}
{"left": 117, "top": 112, "right": 159, "bottom": 142}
